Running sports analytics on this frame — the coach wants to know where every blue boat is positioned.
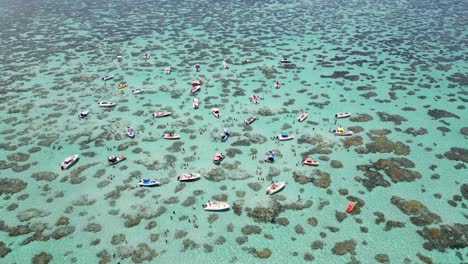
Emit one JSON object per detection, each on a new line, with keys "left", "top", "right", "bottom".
{"left": 264, "top": 151, "right": 275, "bottom": 163}
{"left": 221, "top": 128, "right": 230, "bottom": 142}
{"left": 138, "top": 178, "right": 160, "bottom": 187}
{"left": 127, "top": 127, "right": 135, "bottom": 138}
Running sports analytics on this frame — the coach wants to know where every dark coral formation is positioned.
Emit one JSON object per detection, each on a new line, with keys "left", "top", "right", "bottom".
{"left": 443, "top": 147, "right": 468, "bottom": 163}
{"left": 356, "top": 158, "right": 421, "bottom": 190}
{"left": 0, "top": 178, "right": 27, "bottom": 194}
{"left": 391, "top": 196, "right": 442, "bottom": 226}
{"left": 331, "top": 239, "right": 356, "bottom": 255}
{"left": 417, "top": 224, "right": 468, "bottom": 252}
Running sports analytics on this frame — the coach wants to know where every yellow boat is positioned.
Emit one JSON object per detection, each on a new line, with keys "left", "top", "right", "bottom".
{"left": 117, "top": 82, "right": 128, "bottom": 89}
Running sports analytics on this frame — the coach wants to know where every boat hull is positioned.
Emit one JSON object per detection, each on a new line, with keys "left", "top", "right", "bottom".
{"left": 60, "top": 154, "right": 79, "bottom": 170}
{"left": 266, "top": 181, "right": 286, "bottom": 195}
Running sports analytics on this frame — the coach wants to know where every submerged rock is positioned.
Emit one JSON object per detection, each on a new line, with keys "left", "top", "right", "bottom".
{"left": 51, "top": 226, "right": 75, "bottom": 240}
{"left": 241, "top": 225, "right": 262, "bottom": 235}
{"left": 331, "top": 239, "right": 356, "bottom": 255}
{"left": 255, "top": 248, "right": 272, "bottom": 258}
{"left": 32, "top": 252, "right": 53, "bottom": 264}
{"left": 0, "top": 178, "right": 27, "bottom": 195}
{"left": 443, "top": 147, "right": 468, "bottom": 163}
{"left": 390, "top": 196, "right": 441, "bottom": 226}
{"left": 417, "top": 223, "right": 468, "bottom": 252}
{"left": 17, "top": 208, "right": 49, "bottom": 222}
{"left": 31, "top": 171, "right": 59, "bottom": 182}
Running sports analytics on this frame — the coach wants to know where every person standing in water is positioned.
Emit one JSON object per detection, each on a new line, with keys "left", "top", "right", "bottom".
{"left": 195, "top": 63, "right": 201, "bottom": 72}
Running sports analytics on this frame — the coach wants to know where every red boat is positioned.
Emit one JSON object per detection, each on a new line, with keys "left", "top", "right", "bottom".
{"left": 346, "top": 201, "right": 356, "bottom": 213}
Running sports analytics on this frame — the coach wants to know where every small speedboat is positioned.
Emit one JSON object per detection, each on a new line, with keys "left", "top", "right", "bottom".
{"left": 102, "top": 75, "right": 113, "bottom": 81}
{"left": 298, "top": 112, "right": 308, "bottom": 122}
{"left": 277, "top": 131, "right": 294, "bottom": 141}
{"left": 279, "top": 58, "right": 291, "bottom": 64}
{"left": 244, "top": 116, "right": 257, "bottom": 125}
{"left": 335, "top": 112, "right": 352, "bottom": 118}
{"left": 108, "top": 155, "right": 126, "bottom": 165}
{"left": 332, "top": 127, "right": 353, "bottom": 136}
{"left": 303, "top": 156, "right": 319, "bottom": 166}
{"left": 275, "top": 80, "right": 281, "bottom": 88}
{"left": 127, "top": 127, "right": 135, "bottom": 138}
{"left": 139, "top": 178, "right": 160, "bottom": 187}
{"left": 177, "top": 173, "right": 201, "bottom": 181}
{"left": 266, "top": 181, "right": 286, "bottom": 195}
{"left": 117, "top": 82, "right": 128, "bottom": 89}
{"left": 251, "top": 94, "right": 259, "bottom": 104}
{"left": 346, "top": 201, "right": 356, "bottom": 213}
{"left": 221, "top": 128, "right": 230, "bottom": 142}
{"left": 190, "top": 85, "right": 201, "bottom": 93}
{"left": 116, "top": 55, "right": 123, "bottom": 62}
{"left": 164, "top": 67, "right": 171, "bottom": 74}
{"left": 213, "top": 152, "right": 225, "bottom": 164}
{"left": 144, "top": 53, "right": 150, "bottom": 60}
{"left": 192, "top": 80, "right": 202, "bottom": 86}
{"left": 60, "top": 154, "right": 79, "bottom": 170}
{"left": 79, "top": 110, "right": 89, "bottom": 119}
{"left": 163, "top": 132, "right": 180, "bottom": 139}
{"left": 193, "top": 98, "right": 199, "bottom": 109}
{"left": 132, "top": 89, "right": 144, "bottom": 94}
{"left": 264, "top": 151, "right": 275, "bottom": 163}
{"left": 203, "top": 201, "right": 230, "bottom": 211}
{"left": 98, "top": 101, "right": 116, "bottom": 107}
{"left": 212, "top": 108, "right": 220, "bottom": 118}
{"left": 153, "top": 111, "right": 172, "bottom": 118}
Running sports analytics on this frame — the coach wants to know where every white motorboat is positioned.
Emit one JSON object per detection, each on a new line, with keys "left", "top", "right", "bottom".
{"left": 108, "top": 155, "right": 126, "bottom": 165}
{"left": 154, "top": 111, "right": 172, "bottom": 118}
{"left": 79, "top": 110, "right": 89, "bottom": 119}
{"left": 98, "top": 101, "right": 116, "bottom": 107}
{"left": 303, "top": 156, "right": 319, "bottom": 166}
{"left": 298, "top": 112, "right": 308, "bottom": 122}
{"left": 116, "top": 55, "right": 123, "bottom": 62}
{"left": 177, "top": 173, "right": 201, "bottom": 181}
{"left": 244, "top": 116, "right": 257, "bottom": 125}
{"left": 211, "top": 108, "right": 220, "bottom": 118}
{"left": 332, "top": 127, "right": 353, "bottom": 136}
{"left": 102, "top": 75, "right": 113, "bottom": 81}
{"left": 164, "top": 67, "right": 171, "bottom": 74}
{"left": 193, "top": 98, "right": 199, "bottom": 109}
{"left": 266, "top": 181, "right": 286, "bottom": 195}
{"left": 279, "top": 58, "right": 291, "bottom": 64}
{"left": 203, "top": 201, "right": 230, "bottom": 211}
{"left": 144, "top": 53, "right": 150, "bottom": 60}
{"left": 60, "top": 154, "right": 79, "bottom": 170}
{"left": 127, "top": 127, "right": 135, "bottom": 138}
{"left": 163, "top": 132, "right": 180, "bottom": 139}
{"left": 277, "top": 131, "right": 294, "bottom": 141}
{"left": 335, "top": 112, "right": 352, "bottom": 118}
{"left": 251, "top": 94, "right": 259, "bottom": 104}
{"left": 132, "top": 89, "right": 144, "bottom": 94}
{"left": 139, "top": 178, "right": 160, "bottom": 187}
{"left": 190, "top": 85, "right": 201, "bottom": 93}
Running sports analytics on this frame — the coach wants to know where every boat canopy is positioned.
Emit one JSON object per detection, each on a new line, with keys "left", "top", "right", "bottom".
{"left": 281, "top": 131, "right": 289, "bottom": 137}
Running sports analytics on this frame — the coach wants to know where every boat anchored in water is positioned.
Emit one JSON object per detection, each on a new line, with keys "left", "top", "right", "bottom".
{"left": 98, "top": 101, "right": 116, "bottom": 107}
{"left": 79, "top": 110, "right": 89, "bottom": 119}
{"left": 117, "top": 82, "right": 128, "bottom": 89}
{"left": 213, "top": 152, "right": 225, "bottom": 165}
{"left": 264, "top": 150, "right": 275, "bottom": 163}
{"left": 163, "top": 132, "right": 180, "bottom": 139}
{"left": 211, "top": 108, "right": 220, "bottom": 118}
{"left": 178, "top": 173, "right": 201, "bottom": 181}
{"left": 132, "top": 89, "right": 144, "bottom": 94}
{"left": 221, "top": 128, "right": 230, "bottom": 142}
{"left": 298, "top": 112, "right": 308, "bottom": 122}
{"left": 303, "top": 156, "right": 319, "bottom": 166}
{"left": 108, "top": 155, "right": 126, "bottom": 165}
{"left": 277, "top": 131, "right": 294, "bottom": 141}
{"left": 266, "top": 181, "right": 286, "bottom": 195}
{"left": 203, "top": 200, "right": 230, "bottom": 211}
{"left": 251, "top": 94, "right": 259, "bottom": 104}
{"left": 139, "top": 178, "right": 160, "bottom": 187}
{"left": 102, "top": 75, "right": 113, "bottom": 81}
{"left": 193, "top": 98, "right": 199, "bottom": 109}
{"left": 244, "top": 116, "right": 257, "bottom": 125}
{"left": 332, "top": 127, "right": 353, "bottom": 136}
{"left": 153, "top": 111, "right": 172, "bottom": 118}
{"left": 60, "top": 154, "right": 79, "bottom": 170}
{"left": 346, "top": 201, "right": 356, "bottom": 213}
{"left": 335, "top": 112, "right": 351, "bottom": 118}
{"left": 127, "top": 127, "right": 135, "bottom": 138}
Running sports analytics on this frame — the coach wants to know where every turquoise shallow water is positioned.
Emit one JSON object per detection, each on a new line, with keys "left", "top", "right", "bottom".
{"left": 1, "top": 0, "right": 467, "bottom": 263}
